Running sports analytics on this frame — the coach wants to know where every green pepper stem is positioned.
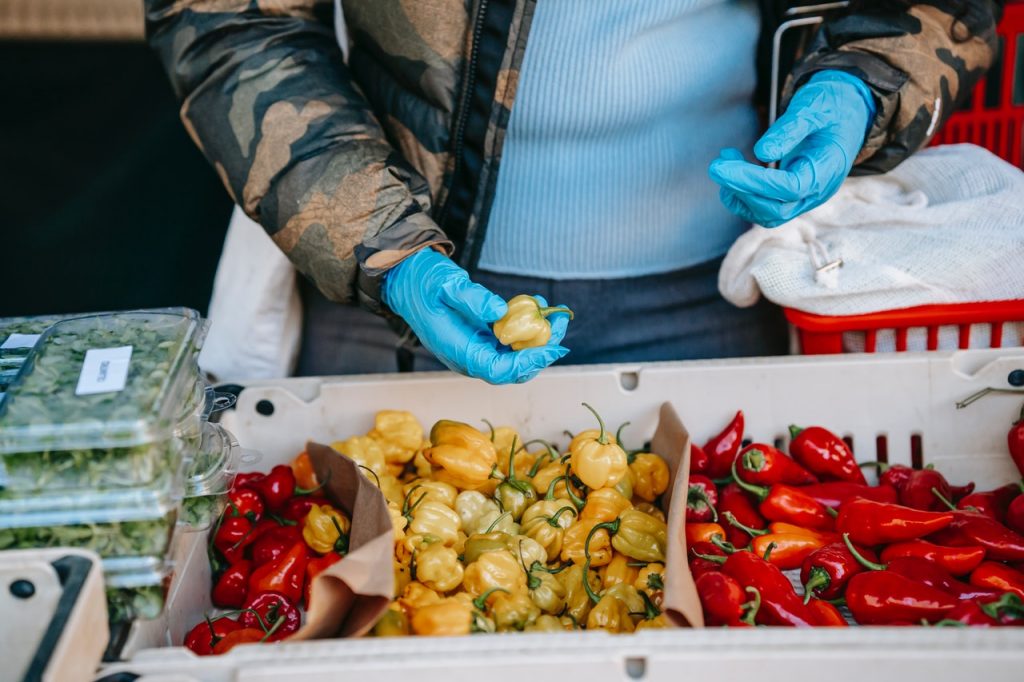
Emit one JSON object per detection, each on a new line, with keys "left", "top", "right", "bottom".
{"left": 295, "top": 468, "right": 330, "bottom": 496}
{"left": 980, "top": 592, "right": 1024, "bottom": 620}
{"left": 825, "top": 505, "right": 839, "bottom": 519}
{"left": 858, "top": 461, "right": 890, "bottom": 472}
{"left": 485, "top": 511, "right": 513, "bottom": 534}
{"left": 356, "top": 464, "right": 381, "bottom": 488}
{"left": 547, "top": 505, "right": 577, "bottom": 527}
{"left": 931, "top": 487, "right": 958, "bottom": 512}
{"left": 532, "top": 560, "right": 572, "bottom": 575}
{"left": 582, "top": 402, "right": 608, "bottom": 445}
{"left": 473, "top": 587, "right": 510, "bottom": 610}
{"left": 646, "top": 572, "right": 665, "bottom": 591}
{"left": 538, "top": 305, "right": 574, "bottom": 320}
{"left": 545, "top": 475, "right": 568, "bottom": 501}
{"left": 730, "top": 457, "right": 769, "bottom": 502}
{"left": 481, "top": 419, "right": 496, "bottom": 442}
{"left": 583, "top": 519, "right": 621, "bottom": 604}
{"left": 722, "top": 511, "right": 766, "bottom": 537}
{"left": 842, "top": 533, "right": 887, "bottom": 571}
{"left": 931, "top": 619, "right": 968, "bottom": 628}
{"left": 640, "top": 590, "right": 662, "bottom": 620}
{"left": 802, "top": 567, "right": 831, "bottom": 605}
{"left": 615, "top": 422, "right": 631, "bottom": 451}
{"left": 688, "top": 487, "right": 719, "bottom": 523}
{"left": 762, "top": 541, "right": 777, "bottom": 563}
{"left": 740, "top": 587, "right": 761, "bottom": 626}
{"left": 259, "top": 615, "right": 287, "bottom": 643}
{"left": 742, "top": 449, "right": 766, "bottom": 474}
{"left": 691, "top": 549, "right": 726, "bottom": 565}
{"left": 710, "top": 535, "right": 741, "bottom": 554}
{"left": 506, "top": 436, "right": 520, "bottom": 483}
{"left": 788, "top": 425, "right": 804, "bottom": 440}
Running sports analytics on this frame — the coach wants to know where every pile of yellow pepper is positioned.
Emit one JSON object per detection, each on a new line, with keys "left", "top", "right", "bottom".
{"left": 331, "top": 404, "right": 673, "bottom": 636}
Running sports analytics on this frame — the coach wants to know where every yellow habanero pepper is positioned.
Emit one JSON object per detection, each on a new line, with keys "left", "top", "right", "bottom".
{"left": 629, "top": 453, "right": 671, "bottom": 502}
{"left": 403, "top": 479, "right": 458, "bottom": 509}
{"left": 492, "top": 295, "right": 574, "bottom": 350}
{"left": 506, "top": 534, "right": 547, "bottom": 571}
{"left": 524, "top": 614, "right": 573, "bottom": 632}
{"left": 634, "top": 614, "right": 670, "bottom": 630}
{"left": 302, "top": 504, "right": 351, "bottom": 555}
{"left": 526, "top": 568, "right": 567, "bottom": 615}
{"left": 394, "top": 560, "right": 412, "bottom": 597}
{"left": 373, "top": 604, "right": 411, "bottom": 637}
{"left": 561, "top": 519, "right": 612, "bottom": 567}
{"left": 493, "top": 438, "right": 538, "bottom": 522}
{"left": 569, "top": 404, "right": 629, "bottom": 490}
{"left": 614, "top": 465, "right": 635, "bottom": 501}
{"left": 610, "top": 510, "right": 667, "bottom": 563}
{"left": 633, "top": 501, "right": 666, "bottom": 523}
{"left": 586, "top": 593, "right": 636, "bottom": 633}
{"left": 462, "top": 550, "right": 527, "bottom": 603}
{"left": 331, "top": 435, "right": 387, "bottom": 478}
{"left": 559, "top": 564, "right": 602, "bottom": 624}
{"left": 398, "top": 581, "right": 442, "bottom": 615}
{"left": 412, "top": 449, "right": 433, "bottom": 480}
{"left": 530, "top": 459, "right": 569, "bottom": 498}
{"left": 491, "top": 590, "right": 541, "bottom": 632}
{"left": 411, "top": 599, "right": 473, "bottom": 636}
{"left": 580, "top": 487, "right": 632, "bottom": 524}
{"left": 454, "top": 490, "right": 499, "bottom": 534}
{"left": 370, "top": 410, "right": 424, "bottom": 465}
{"left": 424, "top": 420, "right": 498, "bottom": 490}
{"left": 377, "top": 475, "right": 406, "bottom": 507}
{"left": 521, "top": 499, "right": 576, "bottom": 562}
{"left": 486, "top": 424, "right": 521, "bottom": 471}
{"left": 388, "top": 500, "right": 408, "bottom": 543}
{"left": 604, "top": 583, "right": 662, "bottom": 624}
{"left": 414, "top": 543, "right": 465, "bottom": 593}
{"left": 408, "top": 499, "right": 461, "bottom": 546}
{"left": 462, "top": 531, "right": 513, "bottom": 564}
{"left": 634, "top": 562, "right": 665, "bottom": 596}
{"left": 600, "top": 552, "right": 640, "bottom": 590}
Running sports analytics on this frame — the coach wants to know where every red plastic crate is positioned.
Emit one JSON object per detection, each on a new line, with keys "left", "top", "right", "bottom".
{"left": 787, "top": 3, "right": 1024, "bottom": 355}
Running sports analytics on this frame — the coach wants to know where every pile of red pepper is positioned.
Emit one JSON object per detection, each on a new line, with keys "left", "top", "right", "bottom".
{"left": 183, "top": 453, "right": 349, "bottom": 655}
{"left": 688, "top": 410, "right": 1024, "bottom": 627}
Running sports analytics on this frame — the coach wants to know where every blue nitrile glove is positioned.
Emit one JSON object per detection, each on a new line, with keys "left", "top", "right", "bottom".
{"left": 709, "top": 70, "right": 877, "bottom": 227}
{"left": 382, "top": 248, "right": 570, "bottom": 384}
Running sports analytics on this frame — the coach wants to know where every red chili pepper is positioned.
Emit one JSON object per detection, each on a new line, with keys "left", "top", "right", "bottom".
{"left": 240, "top": 591, "right": 301, "bottom": 642}
{"left": 880, "top": 540, "right": 986, "bottom": 576}
{"left": 686, "top": 475, "right": 719, "bottom": 523}
{"left": 735, "top": 443, "right": 818, "bottom": 486}
{"left": 211, "top": 559, "right": 252, "bottom": 608}
{"left": 248, "top": 542, "right": 308, "bottom": 604}
{"left": 732, "top": 463, "right": 834, "bottom": 531}
{"left": 898, "top": 468, "right": 963, "bottom": 512}
{"left": 931, "top": 510, "right": 1024, "bottom": 562}
{"left": 689, "top": 443, "right": 709, "bottom": 474}
{"left": 720, "top": 549, "right": 819, "bottom": 627}
{"left": 969, "top": 561, "right": 1024, "bottom": 599}
{"left": 305, "top": 551, "right": 343, "bottom": 608}
{"left": 689, "top": 541, "right": 727, "bottom": 581}
{"left": 875, "top": 463, "right": 915, "bottom": 491}
{"left": 251, "top": 525, "right": 305, "bottom": 567}
{"left": 695, "top": 571, "right": 760, "bottom": 626}
{"left": 232, "top": 471, "right": 264, "bottom": 491}
{"left": 213, "top": 515, "right": 256, "bottom": 564}
{"left": 212, "top": 628, "right": 267, "bottom": 655}
{"left": 750, "top": 533, "right": 827, "bottom": 570}
{"left": 227, "top": 487, "right": 265, "bottom": 523}
{"left": 956, "top": 483, "right": 1021, "bottom": 522}
{"left": 949, "top": 482, "right": 977, "bottom": 503}
{"left": 845, "top": 571, "right": 959, "bottom": 624}
{"left": 843, "top": 534, "right": 998, "bottom": 601}
{"left": 718, "top": 482, "right": 766, "bottom": 548}
{"left": 806, "top": 598, "right": 848, "bottom": 627}
{"left": 788, "top": 425, "right": 866, "bottom": 484}
{"left": 703, "top": 410, "right": 744, "bottom": 479}
{"left": 836, "top": 498, "right": 953, "bottom": 546}
{"left": 938, "top": 600, "right": 1000, "bottom": 626}
{"left": 1009, "top": 402, "right": 1024, "bottom": 478}
{"left": 248, "top": 465, "right": 297, "bottom": 513}
{"left": 797, "top": 481, "right": 898, "bottom": 508}
{"left": 184, "top": 616, "right": 243, "bottom": 656}
{"left": 1006, "top": 493, "right": 1024, "bottom": 535}
{"left": 280, "top": 495, "right": 330, "bottom": 525}
{"left": 801, "top": 541, "right": 871, "bottom": 602}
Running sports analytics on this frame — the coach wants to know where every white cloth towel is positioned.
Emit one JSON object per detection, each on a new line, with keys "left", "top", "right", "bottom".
{"left": 719, "top": 144, "right": 1024, "bottom": 316}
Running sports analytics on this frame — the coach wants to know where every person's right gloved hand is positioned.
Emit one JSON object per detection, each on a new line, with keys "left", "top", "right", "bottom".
{"left": 382, "top": 248, "right": 570, "bottom": 384}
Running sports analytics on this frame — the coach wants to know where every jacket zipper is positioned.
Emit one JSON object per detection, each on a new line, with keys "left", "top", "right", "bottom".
{"left": 438, "top": 0, "right": 489, "bottom": 234}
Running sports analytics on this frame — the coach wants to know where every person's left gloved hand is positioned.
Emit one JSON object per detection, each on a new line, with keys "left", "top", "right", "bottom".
{"left": 708, "top": 70, "right": 877, "bottom": 227}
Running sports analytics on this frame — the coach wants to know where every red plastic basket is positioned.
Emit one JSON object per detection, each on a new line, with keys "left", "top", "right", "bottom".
{"left": 787, "top": 3, "right": 1024, "bottom": 355}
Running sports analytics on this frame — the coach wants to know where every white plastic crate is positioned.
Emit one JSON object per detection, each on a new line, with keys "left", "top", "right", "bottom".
{"left": 102, "top": 349, "right": 1024, "bottom": 681}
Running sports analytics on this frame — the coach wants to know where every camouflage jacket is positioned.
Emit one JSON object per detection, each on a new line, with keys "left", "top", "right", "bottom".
{"left": 145, "top": 0, "right": 1002, "bottom": 312}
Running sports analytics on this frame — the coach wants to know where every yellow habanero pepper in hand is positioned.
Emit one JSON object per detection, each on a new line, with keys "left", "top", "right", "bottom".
{"left": 629, "top": 453, "right": 671, "bottom": 502}
{"left": 570, "top": 404, "right": 629, "bottom": 490}
{"left": 492, "top": 295, "right": 574, "bottom": 350}
{"left": 425, "top": 421, "right": 498, "bottom": 490}
{"left": 302, "top": 504, "right": 351, "bottom": 555}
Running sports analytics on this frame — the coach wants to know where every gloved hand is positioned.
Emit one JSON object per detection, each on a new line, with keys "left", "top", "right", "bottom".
{"left": 382, "top": 248, "right": 570, "bottom": 384}
{"left": 708, "top": 70, "right": 877, "bottom": 227}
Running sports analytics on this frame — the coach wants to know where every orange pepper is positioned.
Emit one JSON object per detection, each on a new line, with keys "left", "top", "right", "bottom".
{"left": 685, "top": 523, "right": 726, "bottom": 546}
{"left": 290, "top": 451, "right": 319, "bottom": 491}
{"left": 751, "top": 533, "right": 828, "bottom": 570}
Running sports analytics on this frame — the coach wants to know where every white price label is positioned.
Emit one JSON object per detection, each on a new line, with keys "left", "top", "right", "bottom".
{"left": 75, "top": 346, "right": 133, "bottom": 396}
{"left": 1, "top": 334, "right": 41, "bottom": 350}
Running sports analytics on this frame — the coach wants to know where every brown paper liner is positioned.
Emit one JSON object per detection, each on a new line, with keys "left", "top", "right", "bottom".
{"left": 651, "top": 402, "right": 705, "bottom": 628}
{"left": 288, "top": 442, "right": 395, "bottom": 639}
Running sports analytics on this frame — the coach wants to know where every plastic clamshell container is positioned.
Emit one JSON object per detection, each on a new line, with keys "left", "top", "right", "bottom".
{"left": 179, "top": 422, "right": 244, "bottom": 530}
{"left": 105, "top": 566, "right": 173, "bottom": 624}
{"left": 0, "top": 309, "right": 206, "bottom": 492}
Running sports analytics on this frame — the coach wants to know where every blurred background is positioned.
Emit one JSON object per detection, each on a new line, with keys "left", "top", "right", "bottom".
{"left": 0, "top": 0, "right": 232, "bottom": 317}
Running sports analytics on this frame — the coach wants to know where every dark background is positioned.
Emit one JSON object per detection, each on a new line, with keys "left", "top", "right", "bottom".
{"left": 0, "top": 41, "right": 233, "bottom": 317}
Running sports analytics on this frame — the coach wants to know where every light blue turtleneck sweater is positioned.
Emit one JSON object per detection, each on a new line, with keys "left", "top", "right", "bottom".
{"left": 478, "top": 0, "right": 761, "bottom": 279}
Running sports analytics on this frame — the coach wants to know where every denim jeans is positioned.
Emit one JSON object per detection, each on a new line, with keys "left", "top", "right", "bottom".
{"left": 295, "top": 258, "right": 787, "bottom": 376}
